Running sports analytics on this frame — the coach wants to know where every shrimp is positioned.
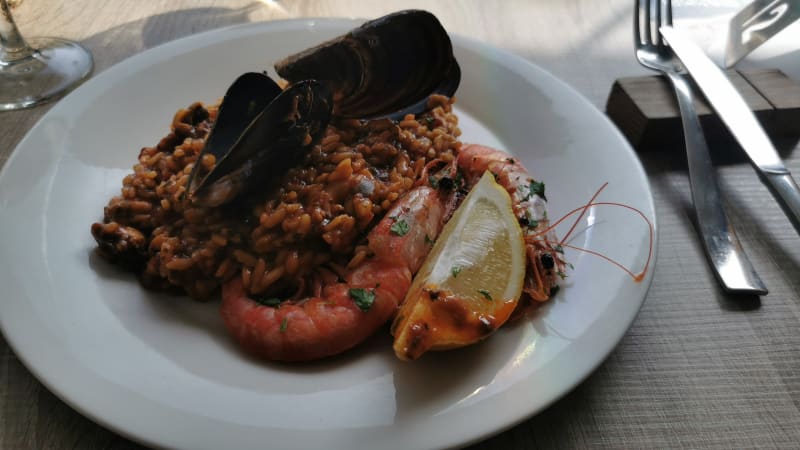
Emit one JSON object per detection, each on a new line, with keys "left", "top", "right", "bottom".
{"left": 219, "top": 185, "right": 450, "bottom": 362}
{"left": 457, "top": 144, "right": 565, "bottom": 304}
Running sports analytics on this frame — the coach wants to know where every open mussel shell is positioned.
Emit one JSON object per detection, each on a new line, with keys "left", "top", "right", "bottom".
{"left": 187, "top": 76, "right": 333, "bottom": 207}
{"left": 186, "top": 72, "right": 281, "bottom": 203}
{"left": 202, "top": 72, "right": 283, "bottom": 160}
{"left": 274, "top": 9, "right": 461, "bottom": 120}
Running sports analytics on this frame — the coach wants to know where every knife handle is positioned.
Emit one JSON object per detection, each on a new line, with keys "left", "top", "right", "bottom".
{"left": 761, "top": 170, "right": 800, "bottom": 235}
{"left": 668, "top": 72, "right": 766, "bottom": 294}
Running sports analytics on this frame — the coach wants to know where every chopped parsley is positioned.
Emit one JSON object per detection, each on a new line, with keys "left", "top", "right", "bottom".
{"left": 428, "top": 175, "right": 439, "bottom": 188}
{"left": 557, "top": 270, "right": 568, "bottom": 280}
{"left": 425, "top": 234, "right": 434, "bottom": 245}
{"left": 530, "top": 180, "right": 546, "bottom": 200}
{"left": 528, "top": 180, "right": 546, "bottom": 201}
{"left": 349, "top": 287, "right": 377, "bottom": 312}
{"left": 390, "top": 219, "right": 410, "bottom": 236}
{"left": 451, "top": 265, "right": 463, "bottom": 278}
{"left": 477, "top": 289, "right": 493, "bottom": 300}
{"left": 280, "top": 317, "right": 289, "bottom": 333}
{"left": 454, "top": 171, "right": 464, "bottom": 189}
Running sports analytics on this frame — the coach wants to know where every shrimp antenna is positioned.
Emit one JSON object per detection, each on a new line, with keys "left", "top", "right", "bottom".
{"left": 527, "top": 184, "right": 654, "bottom": 282}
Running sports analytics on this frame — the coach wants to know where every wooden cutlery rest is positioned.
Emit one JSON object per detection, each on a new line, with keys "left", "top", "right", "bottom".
{"left": 606, "top": 68, "right": 800, "bottom": 154}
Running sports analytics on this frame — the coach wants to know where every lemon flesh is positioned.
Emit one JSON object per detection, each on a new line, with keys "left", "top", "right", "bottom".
{"left": 392, "top": 171, "right": 526, "bottom": 361}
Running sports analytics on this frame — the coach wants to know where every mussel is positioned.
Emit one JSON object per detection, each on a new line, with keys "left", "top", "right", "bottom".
{"left": 186, "top": 73, "right": 333, "bottom": 207}
{"left": 187, "top": 10, "right": 460, "bottom": 207}
{"left": 275, "top": 9, "right": 461, "bottom": 120}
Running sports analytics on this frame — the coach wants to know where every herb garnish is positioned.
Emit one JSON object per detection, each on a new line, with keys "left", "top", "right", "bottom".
{"left": 528, "top": 180, "right": 546, "bottom": 201}
{"left": 390, "top": 219, "right": 410, "bottom": 236}
{"left": 280, "top": 317, "right": 289, "bottom": 333}
{"left": 425, "top": 234, "right": 434, "bottom": 245}
{"left": 477, "top": 289, "right": 492, "bottom": 300}
{"left": 451, "top": 265, "right": 463, "bottom": 278}
{"left": 349, "top": 287, "right": 377, "bottom": 312}
{"left": 454, "top": 171, "right": 463, "bottom": 189}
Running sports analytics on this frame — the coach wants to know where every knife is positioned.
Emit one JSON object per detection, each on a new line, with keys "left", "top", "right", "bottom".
{"left": 725, "top": 0, "right": 800, "bottom": 68}
{"left": 660, "top": 25, "right": 800, "bottom": 236}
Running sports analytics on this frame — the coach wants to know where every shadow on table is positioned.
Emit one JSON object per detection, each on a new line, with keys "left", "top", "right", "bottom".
{"left": 743, "top": 48, "right": 800, "bottom": 84}
{"left": 632, "top": 136, "right": 799, "bottom": 172}
{"left": 79, "top": 3, "right": 266, "bottom": 73}
{"left": 636, "top": 144, "right": 798, "bottom": 311}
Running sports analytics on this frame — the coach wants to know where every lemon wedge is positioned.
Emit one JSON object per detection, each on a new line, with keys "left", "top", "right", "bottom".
{"left": 391, "top": 170, "right": 526, "bottom": 360}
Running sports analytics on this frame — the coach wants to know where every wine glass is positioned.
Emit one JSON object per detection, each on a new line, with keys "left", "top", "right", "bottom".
{"left": 0, "top": 0, "right": 93, "bottom": 110}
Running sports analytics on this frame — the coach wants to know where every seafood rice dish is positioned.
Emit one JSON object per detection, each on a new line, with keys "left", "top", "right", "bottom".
{"left": 91, "top": 10, "right": 564, "bottom": 362}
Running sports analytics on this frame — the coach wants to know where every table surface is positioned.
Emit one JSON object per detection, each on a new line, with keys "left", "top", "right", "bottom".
{"left": 2, "top": 1, "right": 799, "bottom": 449}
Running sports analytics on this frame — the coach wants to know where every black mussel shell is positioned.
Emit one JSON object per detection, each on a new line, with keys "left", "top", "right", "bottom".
{"left": 202, "top": 72, "right": 283, "bottom": 159}
{"left": 186, "top": 72, "right": 281, "bottom": 201}
{"left": 274, "top": 9, "right": 461, "bottom": 120}
{"left": 187, "top": 77, "right": 333, "bottom": 207}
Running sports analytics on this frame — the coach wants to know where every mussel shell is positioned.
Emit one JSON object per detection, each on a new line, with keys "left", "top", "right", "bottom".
{"left": 274, "top": 9, "right": 461, "bottom": 120}
{"left": 202, "top": 72, "right": 283, "bottom": 160}
{"left": 186, "top": 72, "right": 282, "bottom": 200}
{"left": 188, "top": 79, "right": 333, "bottom": 207}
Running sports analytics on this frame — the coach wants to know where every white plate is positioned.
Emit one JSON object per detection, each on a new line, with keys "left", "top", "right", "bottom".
{"left": 0, "top": 19, "right": 656, "bottom": 450}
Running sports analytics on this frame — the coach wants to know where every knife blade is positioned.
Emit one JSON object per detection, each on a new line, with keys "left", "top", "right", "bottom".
{"left": 725, "top": 0, "right": 800, "bottom": 68}
{"left": 661, "top": 25, "right": 800, "bottom": 236}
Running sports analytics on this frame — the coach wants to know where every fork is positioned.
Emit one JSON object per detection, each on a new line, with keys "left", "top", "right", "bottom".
{"left": 634, "top": 0, "right": 767, "bottom": 294}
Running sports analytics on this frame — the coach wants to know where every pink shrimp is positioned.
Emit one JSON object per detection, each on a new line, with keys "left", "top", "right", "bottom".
{"left": 220, "top": 185, "right": 450, "bottom": 362}
{"left": 457, "top": 144, "right": 565, "bottom": 304}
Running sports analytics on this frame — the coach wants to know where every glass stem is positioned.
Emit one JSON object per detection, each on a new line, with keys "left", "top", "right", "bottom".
{"left": 0, "top": 0, "right": 34, "bottom": 63}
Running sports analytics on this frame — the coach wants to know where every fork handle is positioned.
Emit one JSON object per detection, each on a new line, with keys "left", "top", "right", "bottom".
{"left": 666, "top": 72, "right": 767, "bottom": 294}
